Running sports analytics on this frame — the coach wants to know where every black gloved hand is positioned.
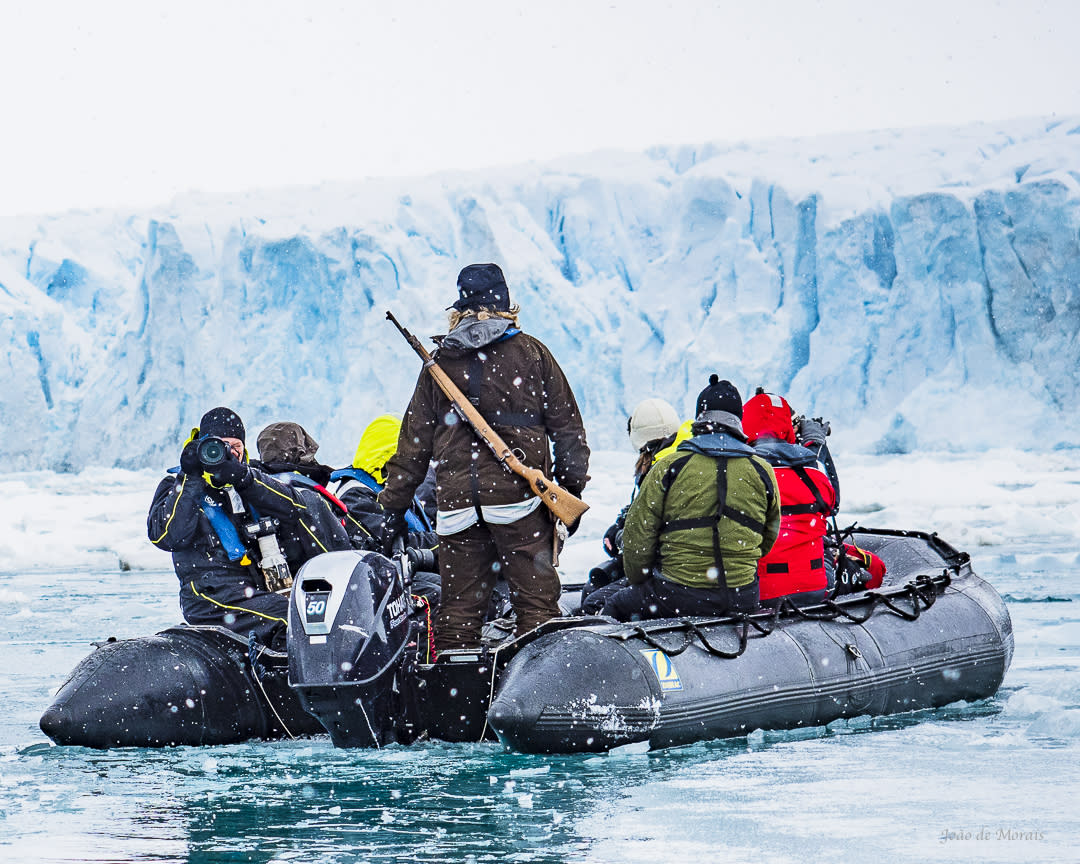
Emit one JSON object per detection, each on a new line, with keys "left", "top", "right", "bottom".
{"left": 381, "top": 509, "right": 408, "bottom": 556}
{"left": 602, "top": 504, "right": 629, "bottom": 555}
{"left": 832, "top": 563, "right": 869, "bottom": 597}
{"left": 602, "top": 522, "right": 620, "bottom": 557}
{"left": 797, "top": 417, "right": 829, "bottom": 448}
{"left": 208, "top": 449, "right": 251, "bottom": 488}
{"left": 179, "top": 440, "right": 201, "bottom": 476}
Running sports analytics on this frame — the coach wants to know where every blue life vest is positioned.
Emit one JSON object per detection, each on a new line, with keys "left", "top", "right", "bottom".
{"left": 169, "top": 466, "right": 255, "bottom": 561}
{"left": 330, "top": 467, "right": 432, "bottom": 532}
{"left": 201, "top": 495, "right": 254, "bottom": 562}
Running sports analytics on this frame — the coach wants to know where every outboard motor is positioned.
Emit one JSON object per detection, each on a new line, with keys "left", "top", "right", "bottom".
{"left": 288, "top": 550, "right": 416, "bottom": 747}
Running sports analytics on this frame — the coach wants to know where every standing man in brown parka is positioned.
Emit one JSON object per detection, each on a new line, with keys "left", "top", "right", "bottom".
{"left": 379, "top": 264, "right": 590, "bottom": 652}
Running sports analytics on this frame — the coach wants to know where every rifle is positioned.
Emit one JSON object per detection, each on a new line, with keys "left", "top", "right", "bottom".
{"left": 386, "top": 310, "right": 589, "bottom": 527}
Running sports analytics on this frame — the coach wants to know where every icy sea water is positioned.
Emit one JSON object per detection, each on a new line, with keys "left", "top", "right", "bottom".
{"left": 2, "top": 456, "right": 1079, "bottom": 863}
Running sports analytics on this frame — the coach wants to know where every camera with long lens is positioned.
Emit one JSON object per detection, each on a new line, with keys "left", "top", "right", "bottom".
{"left": 407, "top": 546, "right": 437, "bottom": 572}
{"left": 243, "top": 517, "right": 293, "bottom": 593}
{"left": 196, "top": 436, "right": 231, "bottom": 468}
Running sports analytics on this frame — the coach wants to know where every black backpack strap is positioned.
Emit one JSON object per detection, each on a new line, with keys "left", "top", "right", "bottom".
{"left": 437, "top": 353, "right": 486, "bottom": 426}
{"left": 657, "top": 455, "right": 704, "bottom": 534}
{"left": 466, "top": 353, "right": 484, "bottom": 518}
{"left": 717, "top": 506, "right": 768, "bottom": 534}
{"left": 717, "top": 456, "right": 770, "bottom": 535}
{"left": 781, "top": 466, "right": 829, "bottom": 516}
{"left": 781, "top": 503, "right": 821, "bottom": 515}
{"left": 491, "top": 409, "right": 542, "bottom": 427}
{"left": 459, "top": 351, "right": 541, "bottom": 427}
{"left": 710, "top": 458, "right": 727, "bottom": 584}
{"left": 747, "top": 457, "right": 776, "bottom": 518}
{"left": 660, "top": 455, "right": 693, "bottom": 494}
{"left": 467, "top": 353, "right": 484, "bottom": 406}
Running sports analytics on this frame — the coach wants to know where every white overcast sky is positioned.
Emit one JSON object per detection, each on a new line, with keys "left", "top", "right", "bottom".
{"left": 1, "top": 0, "right": 1078, "bottom": 218}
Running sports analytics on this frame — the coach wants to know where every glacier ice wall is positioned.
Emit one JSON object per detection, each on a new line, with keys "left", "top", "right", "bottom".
{"left": 3, "top": 116, "right": 1080, "bottom": 472}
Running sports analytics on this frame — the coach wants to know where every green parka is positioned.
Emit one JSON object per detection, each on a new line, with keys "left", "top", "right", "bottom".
{"left": 622, "top": 431, "right": 780, "bottom": 590}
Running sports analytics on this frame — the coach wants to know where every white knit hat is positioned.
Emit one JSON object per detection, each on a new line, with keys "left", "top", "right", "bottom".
{"left": 628, "top": 398, "right": 680, "bottom": 451}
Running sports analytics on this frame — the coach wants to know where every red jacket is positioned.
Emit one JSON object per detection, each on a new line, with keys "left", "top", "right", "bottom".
{"left": 754, "top": 446, "right": 837, "bottom": 599}
{"left": 744, "top": 393, "right": 837, "bottom": 600}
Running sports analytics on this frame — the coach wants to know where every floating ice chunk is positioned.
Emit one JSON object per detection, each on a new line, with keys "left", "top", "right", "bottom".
{"left": 509, "top": 765, "right": 551, "bottom": 777}
{"left": 608, "top": 740, "right": 650, "bottom": 756}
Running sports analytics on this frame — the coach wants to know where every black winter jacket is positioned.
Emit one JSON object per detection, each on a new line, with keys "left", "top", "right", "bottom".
{"left": 147, "top": 468, "right": 352, "bottom": 629}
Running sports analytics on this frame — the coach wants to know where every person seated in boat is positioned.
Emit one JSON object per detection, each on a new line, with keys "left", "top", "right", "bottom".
{"left": 326, "top": 414, "right": 437, "bottom": 551}
{"left": 147, "top": 407, "right": 353, "bottom": 649}
{"left": 256, "top": 419, "right": 357, "bottom": 542}
{"left": 743, "top": 390, "right": 838, "bottom": 607}
{"left": 601, "top": 376, "right": 780, "bottom": 621}
{"left": 256, "top": 420, "right": 335, "bottom": 486}
{"left": 580, "top": 397, "right": 682, "bottom": 614}
{"left": 744, "top": 393, "right": 886, "bottom": 599}
{"left": 327, "top": 414, "right": 442, "bottom": 606}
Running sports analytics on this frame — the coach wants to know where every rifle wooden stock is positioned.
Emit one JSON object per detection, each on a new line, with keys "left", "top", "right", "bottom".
{"left": 387, "top": 311, "right": 589, "bottom": 526}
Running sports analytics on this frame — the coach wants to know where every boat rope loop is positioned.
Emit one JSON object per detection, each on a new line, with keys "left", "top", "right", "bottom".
{"left": 873, "top": 572, "right": 944, "bottom": 620}
{"left": 625, "top": 570, "right": 952, "bottom": 661}
{"left": 478, "top": 642, "right": 507, "bottom": 743}
{"left": 411, "top": 594, "right": 437, "bottom": 664}
{"left": 631, "top": 619, "right": 752, "bottom": 660}
{"left": 683, "top": 619, "right": 750, "bottom": 659}
{"left": 247, "top": 631, "right": 297, "bottom": 740}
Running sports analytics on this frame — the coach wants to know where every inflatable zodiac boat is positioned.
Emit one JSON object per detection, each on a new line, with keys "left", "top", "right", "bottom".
{"left": 41, "top": 529, "right": 1013, "bottom": 752}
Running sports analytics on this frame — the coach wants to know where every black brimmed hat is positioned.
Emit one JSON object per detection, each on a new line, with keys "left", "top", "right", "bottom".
{"left": 449, "top": 263, "right": 511, "bottom": 312}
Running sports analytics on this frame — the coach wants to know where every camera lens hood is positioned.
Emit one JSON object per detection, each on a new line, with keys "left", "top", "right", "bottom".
{"left": 197, "top": 436, "right": 229, "bottom": 468}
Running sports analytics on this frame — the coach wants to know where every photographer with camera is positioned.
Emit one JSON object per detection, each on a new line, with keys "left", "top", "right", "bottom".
{"left": 742, "top": 392, "right": 838, "bottom": 607}
{"left": 743, "top": 391, "right": 885, "bottom": 606}
{"left": 147, "top": 407, "right": 352, "bottom": 648}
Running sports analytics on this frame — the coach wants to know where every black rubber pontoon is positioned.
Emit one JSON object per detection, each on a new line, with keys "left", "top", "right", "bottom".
{"left": 40, "top": 625, "right": 323, "bottom": 748}
{"left": 487, "top": 530, "right": 1013, "bottom": 752}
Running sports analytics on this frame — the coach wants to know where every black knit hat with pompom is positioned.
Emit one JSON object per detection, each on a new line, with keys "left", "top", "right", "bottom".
{"left": 695, "top": 375, "right": 743, "bottom": 419}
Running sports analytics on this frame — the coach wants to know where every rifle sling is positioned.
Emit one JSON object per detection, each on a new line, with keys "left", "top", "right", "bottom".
{"left": 435, "top": 352, "right": 541, "bottom": 428}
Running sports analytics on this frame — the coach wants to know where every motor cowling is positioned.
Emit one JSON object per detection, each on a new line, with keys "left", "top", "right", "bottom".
{"left": 288, "top": 549, "right": 414, "bottom": 746}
